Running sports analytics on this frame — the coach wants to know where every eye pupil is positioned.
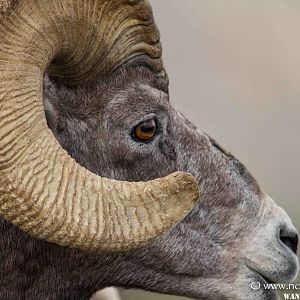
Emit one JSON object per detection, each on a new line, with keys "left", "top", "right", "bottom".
{"left": 133, "top": 119, "right": 157, "bottom": 142}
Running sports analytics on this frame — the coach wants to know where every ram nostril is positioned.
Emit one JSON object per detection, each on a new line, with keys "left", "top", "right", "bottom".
{"left": 280, "top": 230, "right": 298, "bottom": 255}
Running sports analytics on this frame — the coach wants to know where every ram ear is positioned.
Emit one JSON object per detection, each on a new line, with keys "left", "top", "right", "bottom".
{"left": 43, "top": 75, "right": 61, "bottom": 135}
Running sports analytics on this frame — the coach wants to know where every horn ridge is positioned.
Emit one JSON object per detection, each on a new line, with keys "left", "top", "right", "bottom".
{"left": 0, "top": 0, "right": 199, "bottom": 252}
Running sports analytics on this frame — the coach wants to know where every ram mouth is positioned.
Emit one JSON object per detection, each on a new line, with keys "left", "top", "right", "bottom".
{"left": 256, "top": 272, "right": 276, "bottom": 285}
{"left": 246, "top": 264, "right": 276, "bottom": 285}
{"left": 243, "top": 265, "right": 280, "bottom": 300}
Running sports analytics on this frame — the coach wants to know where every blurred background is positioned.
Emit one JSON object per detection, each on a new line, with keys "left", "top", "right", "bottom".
{"left": 119, "top": 0, "right": 300, "bottom": 299}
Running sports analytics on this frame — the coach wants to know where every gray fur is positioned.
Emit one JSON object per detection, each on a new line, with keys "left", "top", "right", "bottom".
{"left": 0, "top": 66, "right": 298, "bottom": 300}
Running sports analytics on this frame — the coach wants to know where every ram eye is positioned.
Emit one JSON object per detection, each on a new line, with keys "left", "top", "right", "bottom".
{"left": 132, "top": 118, "right": 157, "bottom": 142}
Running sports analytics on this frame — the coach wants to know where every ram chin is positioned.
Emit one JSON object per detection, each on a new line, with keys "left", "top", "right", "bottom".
{"left": 163, "top": 271, "right": 281, "bottom": 300}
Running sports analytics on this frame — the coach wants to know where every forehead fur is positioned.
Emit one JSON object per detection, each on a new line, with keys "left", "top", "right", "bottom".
{"left": 44, "top": 66, "right": 169, "bottom": 119}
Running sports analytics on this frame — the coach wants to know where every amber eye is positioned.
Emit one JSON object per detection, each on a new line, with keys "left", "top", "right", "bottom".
{"left": 133, "top": 118, "right": 157, "bottom": 142}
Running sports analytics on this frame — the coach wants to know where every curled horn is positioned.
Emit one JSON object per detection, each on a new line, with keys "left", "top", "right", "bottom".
{"left": 0, "top": 0, "right": 199, "bottom": 252}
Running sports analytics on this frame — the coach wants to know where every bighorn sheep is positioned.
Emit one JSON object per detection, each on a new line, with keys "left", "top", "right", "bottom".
{"left": 0, "top": 0, "right": 298, "bottom": 300}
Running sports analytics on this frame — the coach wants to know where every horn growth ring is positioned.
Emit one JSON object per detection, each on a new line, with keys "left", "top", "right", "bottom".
{"left": 0, "top": 0, "right": 199, "bottom": 252}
